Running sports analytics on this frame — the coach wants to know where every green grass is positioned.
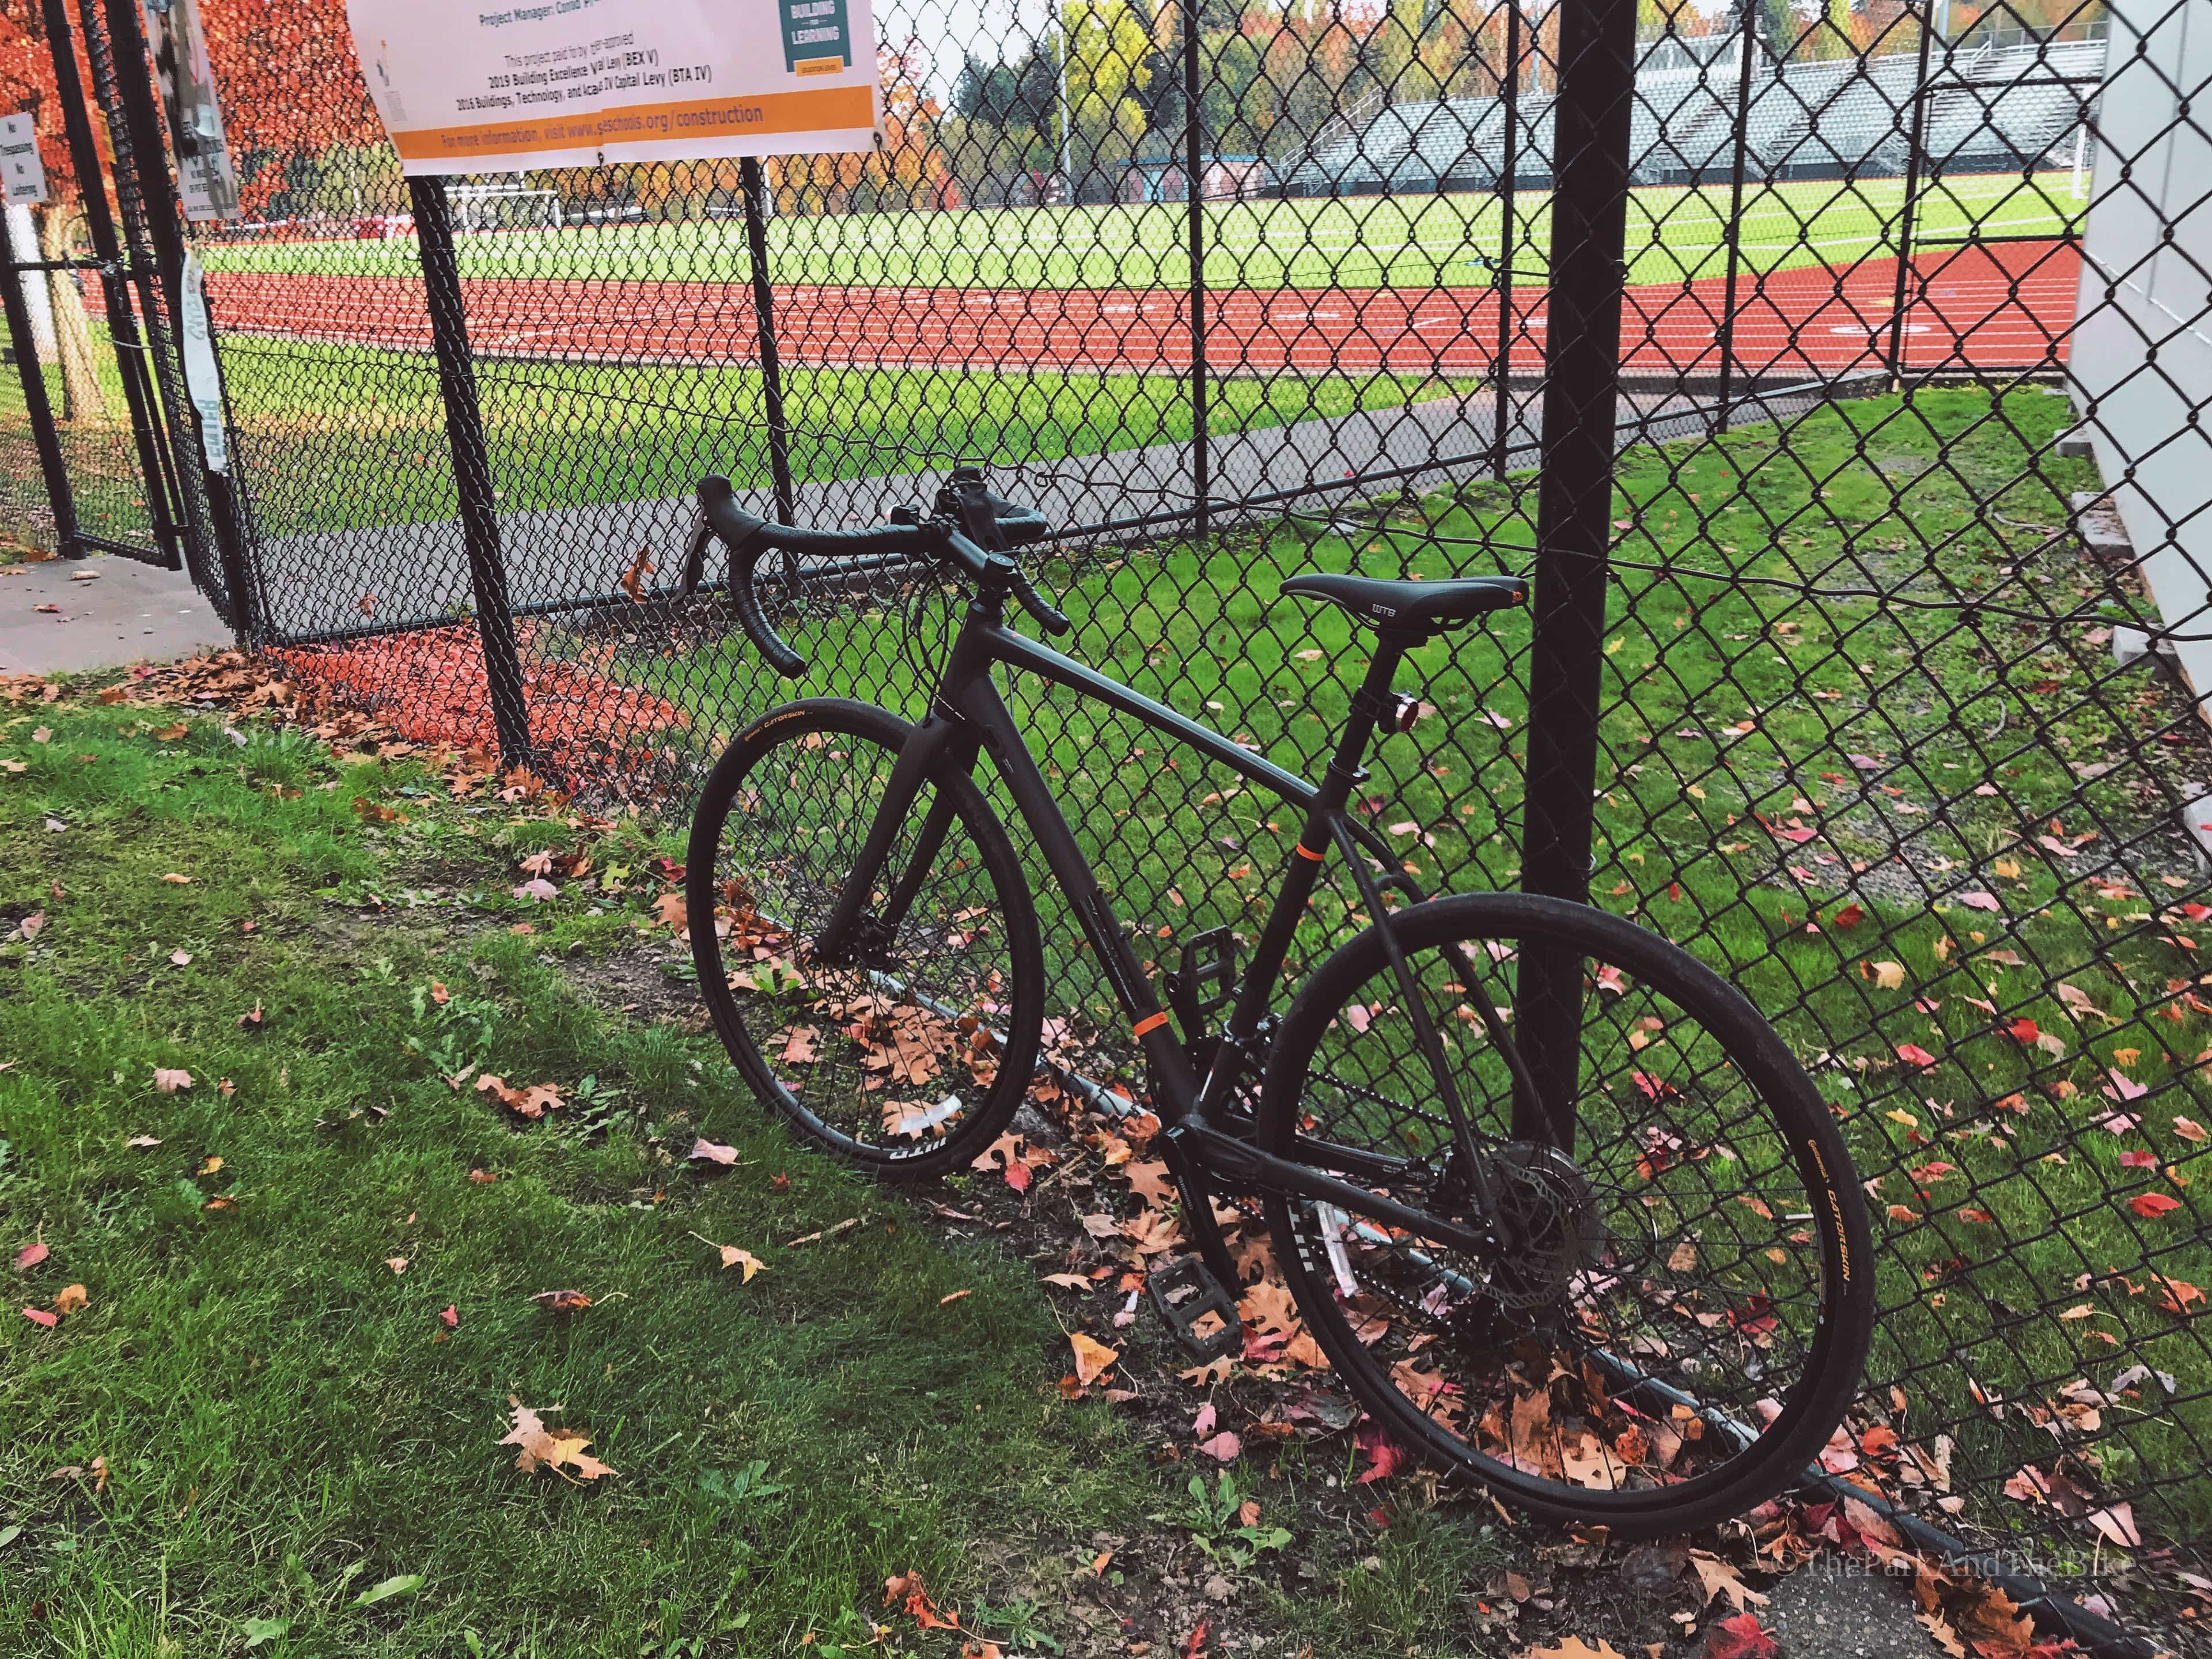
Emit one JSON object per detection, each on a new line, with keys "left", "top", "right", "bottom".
{"left": 0, "top": 321, "right": 162, "bottom": 558}
{"left": 583, "top": 384, "right": 2211, "bottom": 1544}
{"left": 215, "top": 338, "right": 1461, "bottom": 532}
{"left": 0, "top": 715, "right": 1154, "bottom": 1656}
{"left": 202, "top": 170, "right": 2084, "bottom": 291}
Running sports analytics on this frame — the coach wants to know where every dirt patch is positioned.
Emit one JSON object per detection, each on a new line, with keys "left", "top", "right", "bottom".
{"left": 562, "top": 942, "right": 711, "bottom": 1035}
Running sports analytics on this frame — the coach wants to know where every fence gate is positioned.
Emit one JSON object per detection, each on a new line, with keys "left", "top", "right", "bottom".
{"left": 0, "top": 0, "right": 191, "bottom": 574}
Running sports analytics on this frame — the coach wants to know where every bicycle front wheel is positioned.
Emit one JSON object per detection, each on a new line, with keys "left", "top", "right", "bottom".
{"left": 687, "top": 699, "right": 1044, "bottom": 1179}
{"left": 1259, "top": 891, "right": 1872, "bottom": 1536}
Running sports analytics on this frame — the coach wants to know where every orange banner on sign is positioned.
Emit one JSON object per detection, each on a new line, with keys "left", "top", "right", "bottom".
{"left": 390, "top": 84, "right": 876, "bottom": 162}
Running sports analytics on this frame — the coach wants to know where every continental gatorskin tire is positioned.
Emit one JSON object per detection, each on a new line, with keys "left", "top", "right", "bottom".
{"left": 1259, "top": 891, "right": 1873, "bottom": 1536}
{"left": 687, "top": 698, "right": 1044, "bottom": 1180}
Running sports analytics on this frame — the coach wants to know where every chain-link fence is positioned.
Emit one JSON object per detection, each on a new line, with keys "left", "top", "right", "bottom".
{"left": 152, "top": 0, "right": 2212, "bottom": 1645}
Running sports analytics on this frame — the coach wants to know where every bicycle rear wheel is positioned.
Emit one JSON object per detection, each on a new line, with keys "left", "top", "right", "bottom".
{"left": 1258, "top": 892, "right": 1871, "bottom": 1535}
{"left": 687, "top": 699, "right": 1044, "bottom": 1179}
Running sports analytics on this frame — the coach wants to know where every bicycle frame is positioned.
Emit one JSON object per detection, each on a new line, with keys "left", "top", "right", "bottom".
{"left": 810, "top": 583, "right": 1528, "bottom": 1254}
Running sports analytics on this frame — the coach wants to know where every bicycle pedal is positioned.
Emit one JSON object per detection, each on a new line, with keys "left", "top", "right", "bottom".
{"left": 1162, "top": 926, "right": 1238, "bottom": 1043}
{"left": 1146, "top": 1254, "right": 1243, "bottom": 1362}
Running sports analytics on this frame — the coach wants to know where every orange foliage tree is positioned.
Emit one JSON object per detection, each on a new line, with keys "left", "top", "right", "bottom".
{"left": 770, "top": 41, "right": 959, "bottom": 215}
{"left": 197, "top": 0, "right": 388, "bottom": 217}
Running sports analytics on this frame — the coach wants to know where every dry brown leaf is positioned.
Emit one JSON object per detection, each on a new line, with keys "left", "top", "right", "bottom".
{"left": 498, "top": 1396, "right": 615, "bottom": 1480}
{"left": 1069, "top": 1331, "right": 1119, "bottom": 1385}
{"left": 1689, "top": 1553, "right": 1769, "bottom": 1612}
{"left": 51, "top": 1283, "right": 86, "bottom": 1315}
{"left": 151, "top": 1068, "right": 193, "bottom": 1093}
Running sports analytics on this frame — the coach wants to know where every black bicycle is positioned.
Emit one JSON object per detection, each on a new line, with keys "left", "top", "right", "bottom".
{"left": 684, "top": 468, "right": 1873, "bottom": 1535}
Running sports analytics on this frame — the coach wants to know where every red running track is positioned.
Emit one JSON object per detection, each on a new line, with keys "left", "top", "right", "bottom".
{"left": 205, "top": 238, "right": 2075, "bottom": 380}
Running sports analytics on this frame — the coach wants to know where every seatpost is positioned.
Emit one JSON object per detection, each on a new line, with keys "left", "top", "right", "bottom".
{"left": 1312, "top": 632, "right": 1411, "bottom": 812}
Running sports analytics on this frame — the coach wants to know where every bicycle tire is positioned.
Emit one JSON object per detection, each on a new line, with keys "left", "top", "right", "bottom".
{"left": 1258, "top": 891, "right": 1873, "bottom": 1536}
{"left": 687, "top": 698, "right": 1045, "bottom": 1180}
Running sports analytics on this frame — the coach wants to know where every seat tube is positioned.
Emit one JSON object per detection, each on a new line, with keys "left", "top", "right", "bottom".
{"left": 1222, "top": 636, "right": 1406, "bottom": 1041}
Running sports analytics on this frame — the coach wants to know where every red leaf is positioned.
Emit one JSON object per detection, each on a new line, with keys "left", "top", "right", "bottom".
{"left": 438, "top": 1304, "right": 459, "bottom": 1329}
{"left": 1832, "top": 903, "right": 1865, "bottom": 929}
{"left": 21, "top": 1306, "right": 57, "bottom": 1328}
{"left": 1354, "top": 1423, "right": 1406, "bottom": 1484}
{"left": 2128, "top": 1192, "right": 2183, "bottom": 1219}
{"left": 1895, "top": 1043, "right": 1938, "bottom": 1069}
{"left": 13, "top": 1241, "right": 48, "bottom": 1271}
{"left": 1181, "top": 1618, "right": 1210, "bottom": 1659}
{"left": 2005, "top": 1018, "right": 2040, "bottom": 1043}
{"left": 1701, "top": 1612, "right": 1781, "bottom": 1658}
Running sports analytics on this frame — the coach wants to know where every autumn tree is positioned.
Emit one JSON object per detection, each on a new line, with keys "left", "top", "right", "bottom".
{"left": 0, "top": 0, "right": 105, "bottom": 422}
{"left": 197, "top": 0, "right": 393, "bottom": 219}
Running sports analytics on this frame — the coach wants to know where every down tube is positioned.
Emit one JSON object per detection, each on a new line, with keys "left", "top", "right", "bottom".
{"left": 946, "top": 672, "right": 1206, "bottom": 1108}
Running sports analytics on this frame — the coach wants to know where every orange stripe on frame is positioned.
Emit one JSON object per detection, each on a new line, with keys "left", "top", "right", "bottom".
{"left": 390, "top": 85, "right": 877, "bottom": 162}
{"left": 1132, "top": 1011, "right": 1172, "bottom": 1039}
{"left": 1294, "top": 842, "right": 1326, "bottom": 861}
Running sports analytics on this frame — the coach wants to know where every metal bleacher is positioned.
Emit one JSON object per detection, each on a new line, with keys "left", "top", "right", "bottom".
{"left": 1280, "top": 31, "right": 2107, "bottom": 196}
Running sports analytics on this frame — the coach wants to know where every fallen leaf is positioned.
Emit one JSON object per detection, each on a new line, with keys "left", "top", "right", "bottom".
{"left": 529, "top": 1289, "right": 593, "bottom": 1315}
{"left": 438, "top": 1304, "right": 459, "bottom": 1329}
{"left": 1895, "top": 1044, "right": 1938, "bottom": 1069}
{"left": 498, "top": 1396, "right": 615, "bottom": 1480}
{"left": 1700, "top": 1612, "right": 1779, "bottom": 1658}
{"left": 688, "top": 1138, "right": 740, "bottom": 1165}
{"left": 1354, "top": 1424, "right": 1405, "bottom": 1484}
{"left": 21, "top": 1306, "right": 56, "bottom": 1328}
{"left": 1873, "top": 960, "right": 1905, "bottom": 990}
{"left": 717, "top": 1245, "right": 767, "bottom": 1282}
{"left": 1690, "top": 1554, "right": 1769, "bottom": 1612}
{"left": 1525, "top": 1639, "right": 1631, "bottom": 1659}
{"left": 1069, "top": 1331, "right": 1119, "bottom": 1385}
{"left": 151, "top": 1068, "right": 192, "bottom": 1093}
{"left": 1195, "top": 1431, "right": 1241, "bottom": 1462}
{"left": 653, "top": 892, "right": 687, "bottom": 933}
{"left": 619, "top": 546, "right": 654, "bottom": 603}
{"left": 385, "top": 1256, "right": 408, "bottom": 1274}
{"left": 13, "top": 1241, "right": 48, "bottom": 1271}
{"left": 2128, "top": 1192, "right": 2182, "bottom": 1218}
{"left": 168, "top": 949, "right": 192, "bottom": 967}
{"left": 51, "top": 1283, "right": 85, "bottom": 1315}
{"left": 160, "top": 872, "right": 191, "bottom": 884}
{"left": 2085, "top": 1503, "right": 2139, "bottom": 1547}
{"left": 938, "top": 1289, "right": 971, "bottom": 1306}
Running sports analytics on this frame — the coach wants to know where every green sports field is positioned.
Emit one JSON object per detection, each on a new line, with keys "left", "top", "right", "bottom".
{"left": 200, "top": 169, "right": 2085, "bottom": 292}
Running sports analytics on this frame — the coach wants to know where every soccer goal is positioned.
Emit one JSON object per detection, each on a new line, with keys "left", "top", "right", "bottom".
{"left": 451, "top": 183, "right": 564, "bottom": 233}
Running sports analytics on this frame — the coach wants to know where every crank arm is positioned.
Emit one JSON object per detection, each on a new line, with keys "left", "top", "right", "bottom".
{"left": 1168, "top": 1123, "right": 1490, "bottom": 1256}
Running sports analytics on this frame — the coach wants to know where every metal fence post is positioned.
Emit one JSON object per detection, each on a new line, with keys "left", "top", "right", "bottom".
{"left": 0, "top": 207, "right": 82, "bottom": 559}
{"left": 407, "top": 173, "right": 534, "bottom": 770}
{"left": 40, "top": 0, "right": 181, "bottom": 569}
{"left": 1183, "top": 0, "right": 1210, "bottom": 538}
{"left": 1885, "top": 1, "right": 1937, "bottom": 387}
{"left": 93, "top": 0, "right": 253, "bottom": 634}
{"left": 1493, "top": 0, "right": 1521, "bottom": 479}
{"left": 1714, "top": 3, "right": 1757, "bottom": 433}
{"left": 1512, "top": 0, "right": 1640, "bottom": 1143}
{"left": 738, "top": 157, "right": 796, "bottom": 526}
